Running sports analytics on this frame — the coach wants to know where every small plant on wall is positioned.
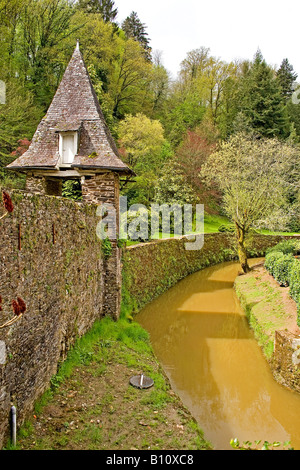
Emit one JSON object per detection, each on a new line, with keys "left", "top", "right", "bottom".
{"left": 102, "top": 237, "right": 113, "bottom": 259}
{"left": 0, "top": 297, "right": 27, "bottom": 329}
{"left": 0, "top": 191, "right": 14, "bottom": 220}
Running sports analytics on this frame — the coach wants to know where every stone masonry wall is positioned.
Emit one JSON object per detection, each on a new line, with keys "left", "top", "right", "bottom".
{"left": 82, "top": 172, "right": 121, "bottom": 319}
{"left": 121, "top": 232, "right": 293, "bottom": 316}
{"left": 273, "top": 330, "right": 300, "bottom": 393}
{"left": 0, "top": 190, "right": 105, "bottom": 447}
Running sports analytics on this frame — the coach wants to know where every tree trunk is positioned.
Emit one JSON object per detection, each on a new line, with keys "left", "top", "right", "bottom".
{"left": 235, "top": 223, "right": 250, "bottom": 273}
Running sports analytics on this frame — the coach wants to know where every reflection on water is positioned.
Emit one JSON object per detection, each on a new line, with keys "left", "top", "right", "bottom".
{"left": 136, "top": 259, "right": 300, "bottom": 450}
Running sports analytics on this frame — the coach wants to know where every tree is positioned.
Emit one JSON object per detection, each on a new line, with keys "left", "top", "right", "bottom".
{"left": 179, "top": 47, "right": 210, "bottom": 82}
{"left": 237, "top": 50, "right": 289, "bottom": 138}
{"left": 201, "top": 133, "right": 300, "bottom": 272}
{"left": 149, "top": 55, "right": 170, "bottom": 119}
{"left": 77, "top": 0, "right": 118, "bottom": 22}
{"left": 154, "top": 159, "right": 197, "bottom": 206}
{"left": 276, "top": 58, "right": 298, "bottom": 102}
{"left": 175, "top": 124, "right": 218, "bottom": 190}
{"left": 122, "top": 11, "right": 151, "bottom": 61}
{"left": 165, "top": 48, "right": 238, "bottom": 145}
{"left": 109, "top": 38, "right": 153, "bottom": 118}
{"left": 13, "top": 0, "right": 83, "bottom": 111}
{"left": 118, "top": 113, "right": 166, "bottom": 206}
{"left": 118, "top": 113, "right": 165, "bottom": 171}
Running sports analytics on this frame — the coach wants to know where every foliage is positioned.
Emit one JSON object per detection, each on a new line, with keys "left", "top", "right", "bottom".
{"left": 265, "top": 241, "right": 300, "bottom": 324}
{"left": 218, "top": 224, "right": 235, "bottom": 233}
{"left": 101, "top": 237, "right": 112, "bottom": 259}
{"left": 122, "top": 11, "right": 151, "bottom": 61}
{"left": 175, "top": 126, "right": 217, "bottom": 189}
{"left": 276, "top": 58, "right": 298, "bottom": 102}
{"left": 118, "top": 113, "right": 165, "bottom": 171}
{"left": 236, "top": 50, "right": 290, "bottom": 138}
{"left": 62, "top": 180, "right": 82, "bottom": 200}
{"left": 230, "top": 437, "right": 293, "bottom": 450}
{"left": 154, "top": 159, "right": 197, "bottom": 206}
{"left": 266, "top": 239, "right": 300, "bottom": 256}
{"left": 201, "top": 133, "right": 300, "bottom": 271}
{"left": 76, "top": 0, "right": 118, "bottom": 23}
{"left": 289, "top": 259, "right": 300, "bottom": 303}
{"left": 265, "top": 252, "right": 294, "bottom": 287}
{"left": 118, "top": 113, "right": 167, "bottom": 206}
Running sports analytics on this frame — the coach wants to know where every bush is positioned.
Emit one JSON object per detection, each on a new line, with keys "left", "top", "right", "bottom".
{"left": 289, "top": 259, "right": 300, "bottom": 302}
{"left": 272, "top": 253, "right": 295, "bottom": 287}
{"left": 218, "top": 224, "right": 235, "bottom": 233}
{"left": 264, "top": 251, "right": 284, "bottom": 277}
{"left": 265, "top": 246, "right": 300, "bottom": 325}
{"left": 265, "top": 240, "right": 299, "bottom": 256}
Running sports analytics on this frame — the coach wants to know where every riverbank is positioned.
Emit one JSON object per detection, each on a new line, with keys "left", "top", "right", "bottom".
{"left": 234, "top": 262, "right": 300, "bottom": 379}
{"left": 11, "top": 317, "right": 212, "bottom": 451}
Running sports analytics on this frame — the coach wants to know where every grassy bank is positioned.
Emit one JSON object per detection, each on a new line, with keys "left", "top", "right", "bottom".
{"left": 234, "top": 264, "right": 299, "bottom": 360}
{"left": 12, "top": 317, "right": 212, "bottom": 451}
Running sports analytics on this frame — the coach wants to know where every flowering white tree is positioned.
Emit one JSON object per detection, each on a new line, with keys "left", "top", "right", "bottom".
{"left": 201, "top": 133, "right": 300, "bottom": 272}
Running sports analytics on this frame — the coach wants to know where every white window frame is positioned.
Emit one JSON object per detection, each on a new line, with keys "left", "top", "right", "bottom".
{"left": 59, "top": 132, "right": 78, "bottom": 166}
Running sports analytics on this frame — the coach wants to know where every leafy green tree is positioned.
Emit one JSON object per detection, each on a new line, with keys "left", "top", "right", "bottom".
{"left": 118, "top": 113, "right": 167, "bottom": 206}
{"left": 0, "top": 79, "right": 43, "bottom": 184}
{"left": 118, "top": 113, "right": 165, "bottom": 171}
{"left": 149, "top": 54, "right": 170, "bottom": 119}
{"left": 12, "top": 0, "right": 83, "bottom": 111}
{"left": 154, "top": 159, "right": 197, "bottom": 206}
{"left": 109, "top": 38, "right": 153, "bottom": 118}
{"left": 165, "top": 48, "right": 238, "bottom": 145}
{"left": 122, "top": 11, "right": 151, "bottom": 61}
{"left": 201, "top": 133, "right": 300, "bottom": 272}
{"left": 162, "top": 86, "right": 207, "bottom": 147}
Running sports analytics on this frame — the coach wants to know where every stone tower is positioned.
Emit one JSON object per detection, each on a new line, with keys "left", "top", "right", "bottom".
{"left": 7, "top": 41, "right": 133, "bottom": 319}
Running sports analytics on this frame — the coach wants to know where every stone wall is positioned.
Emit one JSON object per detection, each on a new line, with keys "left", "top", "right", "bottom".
{"left": 82, "top": 172, "right": 121, "bottom": 318}
{"left": 121, "top": 232, "right": 292, "bottom": 317}
{"left": 273, "top": 330, "right": 300, "bottom": 393}
{"left": 0, "top": 190, "right": 105, "bottom": 447}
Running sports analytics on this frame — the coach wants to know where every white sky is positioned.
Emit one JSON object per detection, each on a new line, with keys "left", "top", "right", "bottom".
{"left": 115, "top": 0, "right": 300, "bottom": 80}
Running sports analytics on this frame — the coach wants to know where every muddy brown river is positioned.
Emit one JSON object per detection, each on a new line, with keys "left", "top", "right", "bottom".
{"left": 136, "top": 259, "right": 300, "bottom": 450}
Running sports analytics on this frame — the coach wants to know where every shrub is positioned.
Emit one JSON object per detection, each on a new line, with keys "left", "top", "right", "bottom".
{"left": 289, "top": 259, "right": 300, "bottom": 302}
{"left": 266, "top": 240, "right": 299, "bottom": 256}
{"left": 265, "top": 245, "right": 300, "bottom": 325}
{"left": 218, "top": 224, "right": 235, "bottom": 233}
{"left": 264, "top": 251, "right": 284, "bottom": 277}
{"left": 272, "top": 253, "right": 295, "bottom": 287}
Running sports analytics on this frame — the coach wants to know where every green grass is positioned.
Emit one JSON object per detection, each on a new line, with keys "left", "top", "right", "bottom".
{"left": 125, "top": 213, "right": 300, "bottom": 246}
{"left": 15, "top": 316, "right": 212, "bottom": 451}
{"left": 259, "top": 229, "right": 300, "bottom": 236}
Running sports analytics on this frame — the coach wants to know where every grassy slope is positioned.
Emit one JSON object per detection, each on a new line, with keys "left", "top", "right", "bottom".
{"left": 13, "top": 318, "right": 212, "bottom": 451}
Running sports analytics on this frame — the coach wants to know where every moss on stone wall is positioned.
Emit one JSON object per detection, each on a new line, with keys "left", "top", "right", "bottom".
{"left": 121, "top": 233, "right": 300, "bottom": 319}
{"left": 0, "top": 189, "right": 104, "bottom": 447}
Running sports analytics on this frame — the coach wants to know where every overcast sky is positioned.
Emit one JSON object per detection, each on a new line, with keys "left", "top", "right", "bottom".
{"left": 115, "top": 0, "right": 300, "bottom": 80}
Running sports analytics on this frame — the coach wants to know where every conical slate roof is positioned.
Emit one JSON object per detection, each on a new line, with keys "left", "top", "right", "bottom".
{"left": 7, "top": 42, "right": 132, "bottom": 175}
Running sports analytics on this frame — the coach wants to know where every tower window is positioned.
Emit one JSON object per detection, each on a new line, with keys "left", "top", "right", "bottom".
{"left": 59, "top": 132, "right": 78, "bottom": 165}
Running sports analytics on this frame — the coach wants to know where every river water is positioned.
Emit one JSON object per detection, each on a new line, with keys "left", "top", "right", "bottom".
{"left": 136, "top": 259, "right": 300, "bottom": 450}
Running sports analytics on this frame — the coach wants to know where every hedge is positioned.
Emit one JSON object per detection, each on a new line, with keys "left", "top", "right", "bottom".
{"left": 265, "top": 242, "right": 300, "bottom": 325}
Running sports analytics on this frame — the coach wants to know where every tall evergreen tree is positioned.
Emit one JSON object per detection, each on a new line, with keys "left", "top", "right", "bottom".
{"left": 237, "top": 50, "right": 289, "bottom": 138}
{"left": 122, "top": 11, "right": 151, "bottom": 61}
{"left": 276, "top": 58, "right": 298, "bottom": 102}
{"left": 77, "top": 0, "right": 118, "bottom": 22}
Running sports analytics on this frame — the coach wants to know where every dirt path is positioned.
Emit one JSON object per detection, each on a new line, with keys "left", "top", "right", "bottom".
{"left": 16, "top": 318, "right": 212, "bottom": 451}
